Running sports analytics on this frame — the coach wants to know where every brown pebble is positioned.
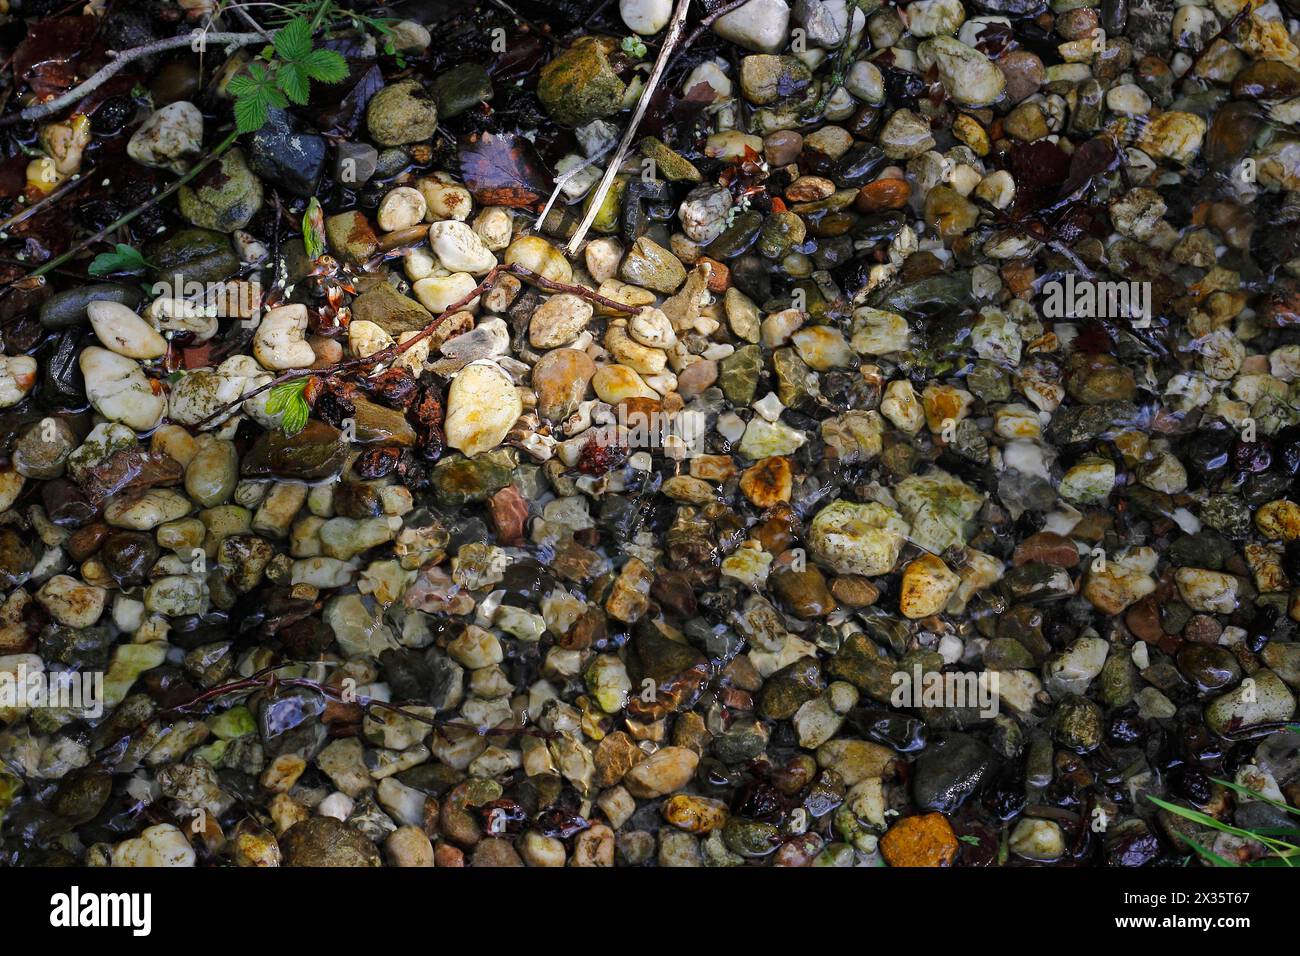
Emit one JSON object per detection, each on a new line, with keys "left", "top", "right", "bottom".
{"left": 998, "top": 50, "right": 1045, "bottom": 103}
{"left": 763, "top": 130, "right": 803, "bottom": 166}
{"left": 739, "top": 456, "right": 793, "bottom": 508}
{"left": 676, "top": 358, "right": 719, "bottom": 398}
{"left": 771, "top": 567, "right": 837, "bottom": 619}
{"left": 1182, "top": 614, "right": 1224, "bottom": 645}
{"left": 433, "top": 843, "right": 463, "bottom": 867}
{"left": 785, "top": 175, "right": 835, "bottom": 202}
{"left": 487, "top": 484, "right": 529, "bottom": 547}
{"left": 652, "top": 568, "right": 698, "bottom": 618}
{"left": 720, "top": 687, "right": 754, "bottom": 711}
{"left": 1013, "top": 531, "right": 1080, "bottom": 568}
{"left": 66, "top": 522, "right": 110, "bottom": 563}
{"left": 698, "top": 256, "right": 730, "bottom": 292}
{"left": 470, "top": 838, "right": 523, "bottom": 867}
{"left": 723, "top": 654, "right": 764, "bottom": 692}
{"left": 593, "top": 731, "right": 646, "bottom": 787}
{"left": 773, "top": 832, "right": 823, "bottom": 866}
{"left": 1232, "top": 60, "right": 1300, "bottom": 99}
{"left": 558, "top": 605, "right": 605, "bottom": 650}
{"left": 1056, "top": 7, "right": 1099, "bottom": 40}
{"left": 831, "top": 574, "right": 881, "bottom": 607}
{"left": 1125, "top": 596, "right": 1165, "bottom": 644}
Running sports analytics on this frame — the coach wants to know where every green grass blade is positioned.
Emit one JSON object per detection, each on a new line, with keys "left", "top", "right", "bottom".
{"left": 1212, "top": 777, "right": 1300, "bottom": 817}
{"left": 1178, "top": 833, "right": 1238, "bottom": 868}
{"left": 1148, "top": 794, "right": 1232, "bottom": 832}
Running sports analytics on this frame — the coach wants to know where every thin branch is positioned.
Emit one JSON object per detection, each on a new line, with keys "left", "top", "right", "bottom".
{"left": 25, "top": 130, "right": 240, "bottom": 281}
{"left": 815, "top": 0, "right": 867, "bottom": 114}
{"left": 531, "top": 139, "right": 617, "bottom": 235}
{"left": 282, "top": 678, "right": 555, "bottom": 738}
{"left": 665, "top": 0, "right": 750, "bottom": 75}
{"left": 0, "top": 166, "right": 95, "bottom": 234}
{"left": 1046, "top": 237, "right": 1095, "bottom": 281}
{"left": 224, "top": 1, "right": 277, "bottom": 42}
{"left": 481, "top": 0, "right": 547, "bottom": 37}
{"left": 1175, "top": 7, "right": 1249, "bottom": 93}
{"left": 0, "top": 32, "right": 264, "bottom": 128}
{"left": 191, "top": 262, "right": 639, "bottom": 430}
{"left": 94, "top": 661, "right": 556, "bottom": 768}
{"left": 564, "top": 0, "right": 694, "bottom": 257}
{"left": 0, "top": 256, "right": 84, "bottom": 281}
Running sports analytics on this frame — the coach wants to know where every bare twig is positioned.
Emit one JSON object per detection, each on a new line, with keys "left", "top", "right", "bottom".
{"left": 95, "top": 661, "right": 556, "bottom": 768}
{"left": 815, "top": 0, "right": 867, "bottom": 114}
{"left": 1046, "top": 238, "right": 1095, "bottom": 281}
{"left": 191, "top": 262, "right": 639, "bottom": 430}
{"left": 531, "top": 139, "right": 617, "bottom": 235}
{"left": 24, "top": 131, "right": 240, "bottom": 281}
{"left": 1175, "top": 7, "right": 1249, "bottom": 94}
{"left": 277, "top": 674, "right": 557, "bottom": 739}
{"left": 564, "top": 0, "right": 695, "bottom": 257}
{"left": 665, "top": 0, "right": 750, "bottom": 75}
{"left": 0, "top": 32, "right": 264, "bottom": 128}
{"left": 0, "top": 256, "right": 84, "bottom": 281}
{"left": 224, "top": 1, "right": 277, "bottom": 42}
{"left": 0, "top": 166, "right": 95, "bottom": 234}
{"left": 511, "top": 262, "right": 642, "bottom": 312}
{"left": 482, "top": 0, "right": 547, "bottom": 36}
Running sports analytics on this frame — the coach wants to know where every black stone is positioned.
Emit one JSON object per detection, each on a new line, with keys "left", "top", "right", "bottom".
{"left": 912, "top": 733, "right": 995, "bottom": 813}
{"left": 248, "top": 108, "right": 328, "bottom": 198}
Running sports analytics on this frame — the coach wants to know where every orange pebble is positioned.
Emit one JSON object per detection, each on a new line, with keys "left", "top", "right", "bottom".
{"left": 879, "top": 813, "right": 959, "bottom": 867}
{"left": 855, "top": 178, "right": 911, "bottom": 212}
{"left": 699, "top": 256, "right": 730, "bottom": 293}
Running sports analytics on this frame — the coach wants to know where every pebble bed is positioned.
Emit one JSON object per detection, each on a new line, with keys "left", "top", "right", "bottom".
{"left": 1, "top": 0, "right": 1299, "bottom": 867}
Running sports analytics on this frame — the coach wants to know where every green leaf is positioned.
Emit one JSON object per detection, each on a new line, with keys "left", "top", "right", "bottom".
{"left": 267, "top": 378, "right": 312, "bottom": 436}
{"left": 233, "top": 94, "right": 269, "bottom": 134}
{"left": 1146, "top": 793, "right": 1295, "bottom": 859}
{"left": 298, "top": 48, "right": 348, "bottom": 84}
{"left": 280, "top": 399, "right": 309, "bottom": 436}
{"left": 88, "top": 243, "right": 150, "bottom": 277}
{"left": 266, "top": 377, "right": 310, "bottom": 414}
{"left": 273, "top": 17, "right": 313, "bottom": 63}
{"left": 1245, "top": 826, "right": 1300, "bottom": 838}
{"left": 265, "top": 85, "right": 290, "bottom": 110}
{"left": 276, "top": 61, "right": 311, "bottom": 105}
{"left": 231, "top": 62, "right": 281, "bottom": 133}
{"left": 226, "top": 73, "right": 261, "bottom": 99}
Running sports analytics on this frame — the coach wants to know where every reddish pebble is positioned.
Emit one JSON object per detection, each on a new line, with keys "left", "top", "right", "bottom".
{"left": 1125, "top": 596, "right": 1165, "bottom": 644}
{"left": 488, "top": 484, "right": 529, "bottom": 547}
{"left": 434, "top": 843, "right": 464, "bottom": 867}
{"left": 1012, "top": 531, "right": 1080, "bottom": 568}
{"left": 676, "top": 359, "right": 718, "bottom": 399}
{"left": 1183, "top": 614, "right": 1224, "bottom": 645}
{"left": 763, "top": 130, "right": 803, "bottom": 166}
